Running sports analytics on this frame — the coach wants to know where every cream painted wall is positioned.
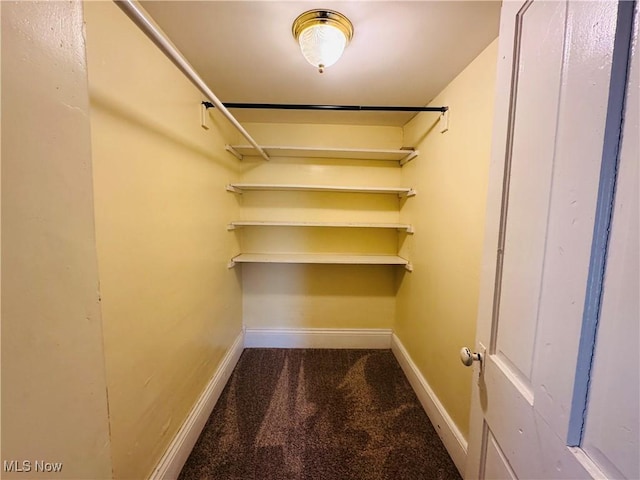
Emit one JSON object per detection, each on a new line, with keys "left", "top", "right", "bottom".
{"left": 1, "top": 2, "right": 113, "bottom": 478}
{"left": 84, "top": 3, "right": 242, "bottom": 479}
{"left": 239, "top": 123, "right": 404, "bottom": 329}
{"left": 396, "top": 39, "right": 499, "bottom": 439}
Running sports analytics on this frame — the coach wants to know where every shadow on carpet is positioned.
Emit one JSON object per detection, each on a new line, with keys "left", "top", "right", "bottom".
{"left": 179, "top": 349, "right": 462, "bottom": 480}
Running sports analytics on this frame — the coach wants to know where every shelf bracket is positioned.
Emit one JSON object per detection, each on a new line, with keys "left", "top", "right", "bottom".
{"left": 226, "top": 223, "right": 237, "bottom": 231}
{"left": 399, "top": 188, "right": 417, "bottom": 198}
{"left": 404, "top": 226, "right": 415, "bottom": 234}
{"left": 227, "top": 260, "right": 237, "bottom": 269}
{"left": 399, "top": 150, "right": 419, "bottom": 166}
{"left": 225, "top": 185, "right": 243, "bottom": 194}
{"left": 225, "top": 145, "right": 244, "bottom": 160}
{"left": 404, "top": 263, "right": 414, "bottom": 273}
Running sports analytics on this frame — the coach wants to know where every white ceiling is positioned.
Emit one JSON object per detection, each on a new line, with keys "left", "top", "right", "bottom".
{"left": 140, "top": 1, "right": 501, "bottom": 126}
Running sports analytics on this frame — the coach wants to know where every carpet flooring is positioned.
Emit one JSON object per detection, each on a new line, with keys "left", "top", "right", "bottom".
{"left": 179, "top": 349, "right": 462, "bottom": 480}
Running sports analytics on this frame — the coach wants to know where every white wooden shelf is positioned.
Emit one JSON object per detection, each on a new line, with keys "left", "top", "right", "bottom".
{"left": 228, "top": 220, "right": 414, "bottom": 233}
{"left": 226, "top": 183, "right": 416, "bottom": 197}
{"left": 228, "top": 253, "right": 412, "bottom": 271}
{"left": 225, "top": 145, "right": 418, "bottom": 165}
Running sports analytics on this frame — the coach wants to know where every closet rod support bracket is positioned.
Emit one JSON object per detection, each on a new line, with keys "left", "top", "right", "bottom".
{"left": 439, "top": 110, "right": 450, "bottom": 134}
{"left": 200, "top": 103, "right": 210, "bottom": 130}
{"left": 404, "top": 263, "right": 414, "bottom": 273}
{"left": 226, "top": 184, "right": 243, "bottom": 194}
{"left": 227, "top": 260, "right": 237, "bottom": 269}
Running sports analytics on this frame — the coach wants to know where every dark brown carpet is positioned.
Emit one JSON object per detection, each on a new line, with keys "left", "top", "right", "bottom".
{"left": 179, "top": 349, "right": 462, "bottom": 480}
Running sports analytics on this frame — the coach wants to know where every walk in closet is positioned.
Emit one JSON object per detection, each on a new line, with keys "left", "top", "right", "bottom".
{"left": 4, "top": 1, "right": 501, "bottom": 479}
{"left": 7, "top": 0, "right": 639, "bottom": 478}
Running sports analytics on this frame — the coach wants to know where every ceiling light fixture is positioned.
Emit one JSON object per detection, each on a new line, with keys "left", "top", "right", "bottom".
{"left": 292, "top": 9, "right": 354, "bottom": 74}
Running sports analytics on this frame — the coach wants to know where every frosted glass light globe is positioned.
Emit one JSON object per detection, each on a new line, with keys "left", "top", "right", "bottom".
{"left": 298, "top": 24, "right": 348, "bottom": 73}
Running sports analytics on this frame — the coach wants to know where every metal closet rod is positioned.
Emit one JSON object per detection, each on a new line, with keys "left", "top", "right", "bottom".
{"left": 113, "top": 0, "right": 270, "bottom": 161}
{"left": 203, "top": 102, "right": 448, "bottom": 113}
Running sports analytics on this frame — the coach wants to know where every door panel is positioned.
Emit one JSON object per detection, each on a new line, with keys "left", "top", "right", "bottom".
{"left": 484, "top": 429, "right": 517, "bottom": 480}
{"left": 482, "top": 354, "right": 594, "bottom": 479}
{"left": 495, "top": 0, "right": 565, "bottom": 382}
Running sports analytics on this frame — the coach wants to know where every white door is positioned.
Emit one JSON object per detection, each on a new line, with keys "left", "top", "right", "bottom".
{"left": 465, "top": 1, "right": 638, "bottom": 479}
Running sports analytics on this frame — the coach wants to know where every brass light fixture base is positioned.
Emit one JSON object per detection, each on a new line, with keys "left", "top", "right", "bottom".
{"left": 292, "top": 9, "right": 354, "bottom": 44}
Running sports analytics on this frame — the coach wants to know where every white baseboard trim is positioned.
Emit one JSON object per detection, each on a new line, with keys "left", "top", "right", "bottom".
{"left": 149, "top": 330, "right": 245, "bottom": 480}
{"left": 244, "top": 327, "right": 392, "bottom": 349}
{"left": 391, "top": 333, "right": 468, "bottom": 477}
